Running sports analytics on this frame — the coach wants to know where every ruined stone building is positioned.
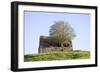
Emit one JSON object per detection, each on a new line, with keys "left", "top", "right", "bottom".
{"left": 38, "top": 36, "right": 73, "bottom": 53}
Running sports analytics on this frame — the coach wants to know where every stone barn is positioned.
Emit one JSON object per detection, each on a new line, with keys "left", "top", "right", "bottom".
{"left": 38, "top": 36, "right": 73, "bottom": 53}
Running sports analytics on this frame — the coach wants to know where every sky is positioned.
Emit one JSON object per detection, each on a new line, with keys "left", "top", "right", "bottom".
{"left": 24, "top": 11, "right": 90, "bottom": 55}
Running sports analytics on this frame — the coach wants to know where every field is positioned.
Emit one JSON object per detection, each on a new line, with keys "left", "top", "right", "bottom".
{"left": 24, "top": 51, "right": 90, "bottom": 62}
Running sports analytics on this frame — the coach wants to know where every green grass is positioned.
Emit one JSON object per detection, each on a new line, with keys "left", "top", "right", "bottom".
{"left": 24, "top": 51, "right": 90, "bottom": 62}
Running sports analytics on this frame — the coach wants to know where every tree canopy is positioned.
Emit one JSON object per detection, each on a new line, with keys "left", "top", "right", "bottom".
{"left": 49, "top": 21, "right": 76, "bottom": 40}
{"left": 49, "top": 21, "right": 76, "bottom": 47}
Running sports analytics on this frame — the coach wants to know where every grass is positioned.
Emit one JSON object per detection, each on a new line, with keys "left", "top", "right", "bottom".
{"left": 24, "top": 51, "right": 90, "bottom": 62}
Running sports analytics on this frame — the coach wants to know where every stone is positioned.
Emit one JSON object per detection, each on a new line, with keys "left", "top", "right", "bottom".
{"left": 38, "top": 36, "right": 73, "bottom": 53}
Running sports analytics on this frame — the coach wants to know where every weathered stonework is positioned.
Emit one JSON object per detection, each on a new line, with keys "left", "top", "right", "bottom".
{"left": 38, "top": 36, "right": 73, "bottom": 53}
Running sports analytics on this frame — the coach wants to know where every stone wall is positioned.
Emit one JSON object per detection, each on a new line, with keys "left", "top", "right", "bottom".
{"left": 38, "top": 36, "right": 73, "bottom": 53}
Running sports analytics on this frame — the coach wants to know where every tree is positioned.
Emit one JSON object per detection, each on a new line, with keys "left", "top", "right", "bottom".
{"left": 49, "top": 21, "right": 76, "bottom": 47}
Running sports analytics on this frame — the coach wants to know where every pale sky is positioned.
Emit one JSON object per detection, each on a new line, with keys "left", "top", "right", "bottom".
{"left": 24, "top": 11, "right": 90, "bottom": 55}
